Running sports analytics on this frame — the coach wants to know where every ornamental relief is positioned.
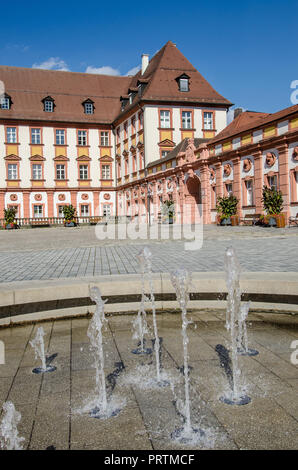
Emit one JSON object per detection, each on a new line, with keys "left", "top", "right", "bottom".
{"left": 103, "top": 193, "right": 111, "bottom": 200}
{"left": 209, "top": 167, "right": 215, "bottom": 180}
{"left": 34, "top": 194, "right": 42, "bottom": 201}
{"left": 243, "top": 158, "right": 252, "bottom": 172}
{"left": 58, "top": 194, "right": 66, "bottom": 201}
{"left": 10, "top": 194, "right": 18, "bottom": 201}
{"left": 223, "top": 163, "right": 232, "bottom": 177}
{"left": 292, "top": 146, "right": 298, "bottom": 161}
{"left": 167, "top": 179, "right": 173, "bottom": 190}
{"left": 265, "top": 152, "right": 277, "bottom": 167}
{"left": 81, "top": 193, "right": 89, "bottom": 200}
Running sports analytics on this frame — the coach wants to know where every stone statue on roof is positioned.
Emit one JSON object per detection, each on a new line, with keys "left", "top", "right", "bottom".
{"left": 185, "top": 138, "right": 196, "bottom": 162}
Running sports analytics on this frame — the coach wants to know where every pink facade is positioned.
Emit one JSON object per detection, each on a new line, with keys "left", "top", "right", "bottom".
{"left": 117, "top": 105, "right": 298, "bottom": 224}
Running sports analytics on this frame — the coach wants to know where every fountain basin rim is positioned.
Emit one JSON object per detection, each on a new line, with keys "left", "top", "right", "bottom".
{"left": 0, "top": 272, "right": 298, "bottom": 327}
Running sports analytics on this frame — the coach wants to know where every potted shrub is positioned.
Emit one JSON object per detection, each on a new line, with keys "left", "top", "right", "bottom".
{"left": 4, "top": 207, "right": 18, "bottom": 229}
{"left": 161, "top": 200, "right": 175, "bottom": 224}
{"left": 261, "top": 186, "right": 284, "bottom": 227}
{"left": 63, "top": 204, "right": 77, "bottom": 227}
{"left": 216, "top": 195, "right": 239, "bottom": 226}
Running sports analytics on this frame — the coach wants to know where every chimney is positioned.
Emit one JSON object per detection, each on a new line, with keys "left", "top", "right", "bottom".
{"left": 234, "top": 108, "right": 243, "bottom": 119}
{"left": 141, "top": 54, "right": 149, "bottom": 75}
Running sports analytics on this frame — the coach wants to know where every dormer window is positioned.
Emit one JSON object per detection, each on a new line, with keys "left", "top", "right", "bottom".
{"left": 82, "top": 99, "right": 94, "bottom": 115}
{"left": 0, "top": 94, "right": 12, "bottom": 109}
{"left": 180, "top": 78, "right": 189, "bottom": 92}
{"left": 120, "top": 95, "right": 129, "bottom": 112}
{"left": 176, "top": 74, "right": 190, "bottom": 92}
{"left": 42, "top": 96, "right": 55, "bottom": 112}
{"left": 45, "top": 100, "right": 53, "bottom": 112}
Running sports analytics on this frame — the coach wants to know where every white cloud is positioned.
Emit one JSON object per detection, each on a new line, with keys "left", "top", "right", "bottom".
{"left": 32, "top": 57, "right": 69, "bottom": 71}
{"left": 85, "top": 65, "right": 120, "bottom": 75}
{"left": 125, "top": 65, "right": 141, "bottom": 76}
{"left": 85, "top": 64, "right": 141, "bottom": 76}
{"left": 6, "top": 44, "right": 30, "bottom": 52}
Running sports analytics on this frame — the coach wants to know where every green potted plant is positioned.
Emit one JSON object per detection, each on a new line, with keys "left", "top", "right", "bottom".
{"left": 261, "top": 186, "right": 284, "bottom": 227}
{"left": 161, "top": 200, "right": 175, "bottom": 224}
{"left": 216, "top": 194, "right": 239, "bottom": 226}
{"left": 4, "top": 207, "right": 18, "bottom": 229}
{"left": 63, "top": 204, "right": 77, "bottom": 227}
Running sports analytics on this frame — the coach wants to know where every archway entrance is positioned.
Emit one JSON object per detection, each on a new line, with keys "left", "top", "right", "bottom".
{"left": 185, "top": 174, "right": 202, "bottom": 224}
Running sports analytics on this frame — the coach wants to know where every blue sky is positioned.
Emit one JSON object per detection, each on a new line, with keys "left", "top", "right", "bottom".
{"left": 0, "top": 0, "right": 297, "bottom": 113}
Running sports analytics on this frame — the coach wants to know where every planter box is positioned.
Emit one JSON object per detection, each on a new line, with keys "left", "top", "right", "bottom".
{"left": 276, "top": 213, "right": 286, "bottom": 228}
{"left": 220, "top": 217, "right": 231, "bottom": 226}
{"left": 268, "top": 216, "right": 277, "bottom": 227}
{"left": 5, "top": 223, "right": 17, "bottom": 230}
{"left": 231, "top": 215, "right": 239, "bottom": 226}
{"left": 64, "top": 221, "right": 76, "bottom": 227}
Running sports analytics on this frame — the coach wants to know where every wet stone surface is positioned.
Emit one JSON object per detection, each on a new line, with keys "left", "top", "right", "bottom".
{"left": 0, "top": 311, "right": 297, "bottom": 450}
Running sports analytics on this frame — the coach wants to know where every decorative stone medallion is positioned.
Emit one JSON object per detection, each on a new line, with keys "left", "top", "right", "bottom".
{"left": 58, "top": 194, "right": 66, "bottom": 201}
{"left": 34, "top": 194, "right": 42, "bottom": 201}
{"left": 292, "top": 146, "right": 298, "bottom": 161}
{"left": 81, "top": 193, "right": 89, "bottom": 201}
{"left": 224, "top": 164, "right": 232, "bottom": 177}
{"left": 266, "top": 152, "right": 276, "bottom": 167}
{"left": 243, "top": 158, "right": 252, "bottom": 172}
{"left": 103, "top": 193, "right": 111, "bottom": 200}
{"left": 10, "top": 194, "right": 18, "bottom": 201}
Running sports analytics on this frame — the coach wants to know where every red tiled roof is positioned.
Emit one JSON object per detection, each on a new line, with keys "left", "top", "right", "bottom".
{"left": 125, "top": 41, "right": 232, "bottom": 110}
{"left": 0, "top": 66, "right": 131, "bottom": 124}
{"left": 208, "top": 104, "right": 298, "bottom": 145}
{"left": 0, "top": 41, "right": 231, "bottom": 125}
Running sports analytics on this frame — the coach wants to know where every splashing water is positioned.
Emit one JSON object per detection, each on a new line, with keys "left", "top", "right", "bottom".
{"left": 87, "top": 286, "right": 122, "bottom": 419}
{"left": 0, "top": 402, "right": 24, "bottom": 450}
{"left": 30, "top": 327, "right": 56, "bottom": 373}
{"left": 131, "top": 248, "right": 152, "bottom": 355}
{"left": 238, "top": 301, "right": 259, "bottom": 356}
{"left": 133, "top": 247, "right": 168, "bottom": 386}
{"left": 222, "top": 247, "right": 251, "bottom": 405}
{"left": 170, "top": 268, "right": 204, "bottom": 443}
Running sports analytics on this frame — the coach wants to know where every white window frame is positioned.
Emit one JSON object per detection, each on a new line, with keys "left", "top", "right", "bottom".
{"left": 1, "top": 97, "right": 10, "bottom": 109}
{"left": 78, "top": 130, "right": 87, "bottom": 146}
{"left": 84, "top": 103, "right": 93, "bottom": 114}
{"left": 268, "top": 175, "right": 278, "bottom": 191}
{"left": 180, "top": 78, "right": 189, "bottom": 92}
{"left": 44, "top": 100, "right": 53, "bottom": 112}
{"left": 31, "top": 128, "right": 41, "bottom": 144}
{"left": 8, "top": 163, "right": 17, "bottom": 180}
{"left": 6, "top": 127, "right": 17, "bottom": 143}
{"left": 100, "top": 131, "right": 109, "bottom": 146}
{"left": 182, "top": 111, "right": 192, "bottom": 129}
{"left": 226, "top": 183, "right": 233, "bottom": 196}
{"left": 56, "top": 129, "right": 65, "bottom": 145}
{"left": 103, "top": 204, "right": 111, "bottom": 217}
{"left": 246, "top": 180, "right": 254, "bottom": 206}
{"left": 102, "top": 164, "right": 111, "bottom": 180}
{"left": 80, "top": 205, "right": 89, "bottom": 216}
{"left": 79, "top": 165, "right": 88, "bottom": 180}
{"left": 204, "top": 112, "right": 213, "bottom": 130}
{"left": 32, "top": 164, "right": 42, "bottom": 180}
{"left": 160, "top": 110, "right": 170, "bottom": 129}
{"left": 33, "top": 205, "right": 43, "bottom": 218}
{"left": 56, "top": 164, "right": 65, "bottom": 180}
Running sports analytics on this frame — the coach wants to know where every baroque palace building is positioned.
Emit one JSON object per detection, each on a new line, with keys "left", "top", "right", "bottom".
{"left": 0, "top": 40, "right": 297, "bottom": 224}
